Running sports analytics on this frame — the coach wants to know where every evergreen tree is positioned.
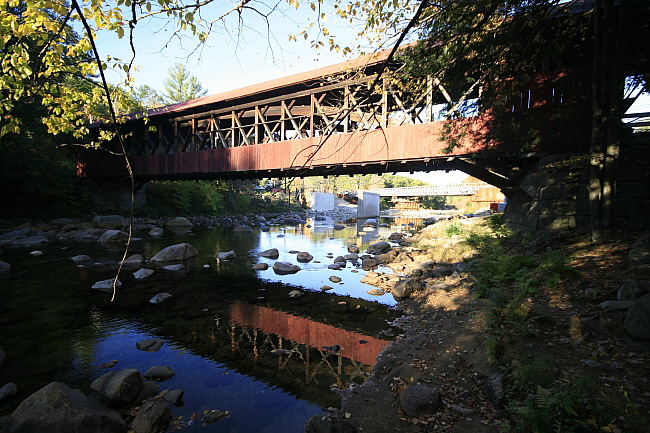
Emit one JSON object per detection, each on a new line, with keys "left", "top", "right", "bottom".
{"left": 160, "top": 63, "right": 208, "bottom": 104}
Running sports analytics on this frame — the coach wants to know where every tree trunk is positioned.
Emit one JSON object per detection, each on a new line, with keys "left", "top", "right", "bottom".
{"left": 589, "top": 0, "right": 605, "bottom": 241}
{"left": 589, "top": 0, "right": 624, "bottom": 241}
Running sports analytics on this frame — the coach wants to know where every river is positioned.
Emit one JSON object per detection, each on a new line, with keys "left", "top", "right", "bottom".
{"left": 0, "top": 215, "right": 422, "bottom": 432}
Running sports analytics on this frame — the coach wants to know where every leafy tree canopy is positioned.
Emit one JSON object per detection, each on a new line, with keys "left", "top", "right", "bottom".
{"left": 0, "top": 0, "right": 330, "bottom": 140}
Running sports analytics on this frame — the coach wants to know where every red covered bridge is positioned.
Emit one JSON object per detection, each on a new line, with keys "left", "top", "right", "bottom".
{"left": 78, "top": 50, "right": 592, "bottom": 189}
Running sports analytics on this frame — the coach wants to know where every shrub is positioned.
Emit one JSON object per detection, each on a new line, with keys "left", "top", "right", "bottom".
{"left": 444, "top": 221, "right": 463, "bottom": 237}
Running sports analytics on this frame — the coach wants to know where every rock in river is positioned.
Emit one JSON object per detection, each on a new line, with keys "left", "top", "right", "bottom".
{"left": 93, "top": 215, "right": 126, "bottom": 229}
{"left": 272, "top": 262, "right": 301, "bottom": 275}
{"left": 133, "top": 268, "right": 154, "bottom": 280}
{"left": 150, "top": 243, "right": 198, "bottom": 262}
{"left": 162, "top": 389, "right": 184, "bottom": 406}
{"left": 0, "top": 383, "right": 17, "bottom": 403}
{"left": 296, "top": 252, "right": 314, "bottom": 262}
{"left": 149, "top": 293, "right": 172, "bottom": 304}
{"left": 165, "top": 217, "right": 192, "bottom": 227}
{"left": 92, "top": 279, "right": 122, "bottom": 292}
{"left": 217, "top": 250, "right": 236, "bottom": 260}
{"left": 143, "top": 366, "right": 175, "bottom": 381}
{"left": 71, "top": 255, "right": 92, "bottom": 263}
{"left": 98, "top": 368, "right": 143, "bottom": 408}
{"left": 10, "top": 236, "right": 48, "bottom": 246}
{"left": 0, "top": 260, "right": 10, "bottom": 272}
{"left": 0, "top": 381, "right": 127, "bottom": 433}
{"left": 131, "top": 399, "right": 172, "bottom": 433}
{"left": 98, "top": 230, "right": 129, "bottom": 243}
{"left": 366, "top": 241, "right": 391, "bottom": 255}
{"left": 123, "top": 254, "right": 144, "bottom": 264}
{"left": 258, "top": 248, "right": 280, "bottom": 259}
{"left": 136, "top": 338, "right": 164, "bottom": 352}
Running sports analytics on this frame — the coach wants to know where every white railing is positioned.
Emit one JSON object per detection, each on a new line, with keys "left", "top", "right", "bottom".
{"left": 365, "top": 183, "right": 489, "bottom": 197}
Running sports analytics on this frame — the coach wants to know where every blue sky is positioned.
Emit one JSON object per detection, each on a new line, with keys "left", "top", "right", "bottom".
{"left": 95, "top": 3, "right": 360, "bottom": 95}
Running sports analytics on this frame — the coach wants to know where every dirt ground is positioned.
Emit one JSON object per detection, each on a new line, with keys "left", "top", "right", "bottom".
{"left": 328, "top": 221, "right": 650, "bottom": 433}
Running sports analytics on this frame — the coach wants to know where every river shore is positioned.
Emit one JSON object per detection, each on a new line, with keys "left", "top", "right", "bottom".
{"left": 311, "top": 218, "right": 650, "bottom": 433}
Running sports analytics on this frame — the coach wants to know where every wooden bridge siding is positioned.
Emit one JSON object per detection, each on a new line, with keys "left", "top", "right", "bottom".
{"left": 80, "top": 121, "right": 482, "bottom": 179}
{"left": 229, "top": 301, "right": 389, "bottom": 366}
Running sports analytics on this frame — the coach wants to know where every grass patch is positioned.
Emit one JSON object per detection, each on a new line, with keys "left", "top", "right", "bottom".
{"left": 461, "top": 219, "right": 649, "bottom": 433}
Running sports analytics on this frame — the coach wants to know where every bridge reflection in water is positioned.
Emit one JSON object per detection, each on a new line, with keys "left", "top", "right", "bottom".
{"left": 228, "top": 301, "right": 391, "bottom": 390}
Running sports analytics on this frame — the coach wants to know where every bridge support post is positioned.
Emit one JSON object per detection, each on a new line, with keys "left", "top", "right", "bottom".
{"left": 357, "top": 191, "right": 380, "bottom": 219}
{"left": 310, "top": 192, "right": 335, "bottom": 212}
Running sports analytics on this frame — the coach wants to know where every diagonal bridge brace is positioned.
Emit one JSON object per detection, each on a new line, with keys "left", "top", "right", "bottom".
{"left": 444, "top": 157, "right": 535, "bottom": 199}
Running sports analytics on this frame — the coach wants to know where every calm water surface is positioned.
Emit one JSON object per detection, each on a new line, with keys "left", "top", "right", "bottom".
{"left": 0, "top": 216, "right": 420, "bottom": 432}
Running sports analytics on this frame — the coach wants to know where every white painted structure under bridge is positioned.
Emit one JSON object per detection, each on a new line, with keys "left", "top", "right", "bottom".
{"left": 365, "top": 183, "right": 490, "bottom": 197}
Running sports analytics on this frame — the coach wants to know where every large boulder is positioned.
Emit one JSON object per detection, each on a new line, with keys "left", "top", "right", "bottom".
{"left": 272, "top": 262, "right": 301, "bottom": 275}
{"left": 617, "top": 279, "right": 647, "bottom": 301}
{"left": 98, "top": 230, "right": 129, "bottom": 243}
{"left": 258, "top": 248, "right": 279, "bottom": 259}
{"left": 392, "top": 278, "right": 422, "bottom": 301}
{"left": 399, "top": 385, "right": 442, "bottom": 417}
{"left": 0, "top": 260, "right": 10, "bottom": 272}
{"left": 93, "top": 215, "right": 126, "bottom": 229}
{"left": 98, "top": 369, "right": 143, "bottom": 408}
{"left": 485, "top": 372, "right": 506, "bottom": 410}
{"left": 130, "top": 400, "right": 172, "bottom": 433}
{"left": 431, "top": 266, "right": 454, "bottom": 278}
{"left": 305, "top": 414, "right": 356, "bottom": 433}
{"left": 367, "top": 242, "right": 391, "bottom": 255}
{"left": 11, "top": 236, "right": 48, "bottom": 246}
{"left": 376, "top": 251, "right": 398, "bottom": 264}
{"left": 629, "top": 235, "right": 650, "bottom": 275}
{"left": 233, "top": 225, "right": 252, "bottom": 234}
{"left": 165, "top": 217, "right": 192, "bottom": 228}
{"left": 150, "top": 243, "right": 198, "bottom": 262}
{"left": 0, "top": 383, "right": 17, "bottom": 403}
{"left": 0, "top": 381, "right": 127, "bottom": 433}
{"left": 624, "top": 293, "right": 650, "bottom": 339}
